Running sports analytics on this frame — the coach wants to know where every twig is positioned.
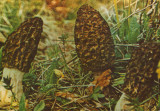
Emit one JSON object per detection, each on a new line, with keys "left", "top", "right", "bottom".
{"left": 115, "top": 44, "right": 139, "bottom": 47}
{"left": 112, "top": 85, "right": 124, "bottom": 94}
{"left": 115, "top": 58, "right": 130, "bottom": 62}
{"left": 51, "top": 97, "right": 57, "bottom": 110}
{"left": 59, "top": 84, "right": 96, "bottom": 89}
{"left": 59, "top": 56, "right": 77, "bottom": 69}
{"left": 116, "top": 47, "right": 125, "bottom": 58}
{"left": 140, "top": 92, "right": 160, "bottom": 105}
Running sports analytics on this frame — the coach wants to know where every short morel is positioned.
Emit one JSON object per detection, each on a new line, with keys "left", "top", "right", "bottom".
{"left": 115, "top": 42, "right": 160, "bottom": 110}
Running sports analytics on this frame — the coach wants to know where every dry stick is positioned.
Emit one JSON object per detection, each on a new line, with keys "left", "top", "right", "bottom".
{"left": 51, "top": 97, "right": 57, "bottom": 110}
{"left": 121, "top": 1, "right": 157, "bottom": 21}
{"left": 112, "top": 86, "right": 124, "bottom": 94}
{"left": 59, "top": 56, "right": 77, "bottom": 69}
{"left": 115, "top": 44, "right": 139, "bottom": 47}
{"left": 109, "top": 0, "right": 120, "bottom": 9}
{"left": 134, "top": 0, "right": 139, "bottom": 12}
{"left": 124, "top": 0, "right": 139, "bottom": 8}
{"left": 140, "top": 92, "right": 159, "bottom": 105}
{"left": 105, "top": 98, "right": 112, "bottom": 111}
{"left": 77, "top": 102, "right": 86, "bottom": 110}
{"left": 116, "top": 47, "right": 125, "bottom": 58}
{"left": 51, "top": 39, "right": 141, "bottom": 47}
{"left": 59, "top": 84, "right": 96, "bottom": 89}
{"left": 37, "top": 1, "right": 46, "bottom": 16}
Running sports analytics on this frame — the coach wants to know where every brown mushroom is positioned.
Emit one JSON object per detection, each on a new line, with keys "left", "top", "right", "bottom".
{"left": 0, "top": 17, "right": 43, "bottom": 102}
{"left": 74, "top": 4, "right": 115, "bottom": 75}
{"left": 115, "top": 42, "right": 160, "bottom": 110}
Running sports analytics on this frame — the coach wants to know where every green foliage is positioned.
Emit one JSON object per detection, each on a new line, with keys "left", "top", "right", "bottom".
{"left": 40, "top": 84, "right": 57, "bottom": 96}
{"left": 113, "top": 73, "right": 125, "bottom": 86}
{"left": 127, "top": 17, "right": 140, "bottom": 43}
{"left": 0, "top": 46, "right": 3, "bottom": 70}
{"left": 157, "top": 95, "right": 160, "bottom": 110}
{"left": 33, "top": 100, "right": 45, "bottom": 111}
{"left": 141, "top": 13, "right": 151, "bottom": 41}
{"left": 157, "top": 29, "right": 160, "bottom": 37}
{"left": 19, "top": 93, "right": 26, "bottom": 111}
{"left": 66, "top": 12, "right": 76, "bottom": 20}
{"left": 118, "top": 17, "right": 140, "bottom": 43}
{"left": 103, "top": 98, "right": 117, "bottom": 109}
{"left": 90, "top": 86, "right": 105, "bottom": 101}
{"left": 23, "top": 70, "right": 39, "bottom": 96}
{"left": 45, "top": 59, "right": 59, "bottom": 85}
{"left": 39, "top": 59, "right": 60, "bottom": 96}
{"left": 59, "top": 34, "right": 69, "bottom": 45}
{"left": 126, "top": 97, "right": 143, "bottom": 111}
{"left": 23, "top": 71, "right": 37, "bottom": 86}
{"left": 118, "top": 19, "right": 128, "bottom": 41}
{"left": 56, "top": 96, "right": 70, "bottom": 104}
{"left": 3, "top": 76, "right": 16, "bottom": 100}
{"left": 0, "top": 1, "right": 21, "bottom": 34}
{"left": 47, "top": 45, "right": 61, "bottom": 59}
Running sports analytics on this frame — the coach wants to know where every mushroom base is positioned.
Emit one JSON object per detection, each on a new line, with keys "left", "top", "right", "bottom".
{"left": 114, "top": 93, "right": 132, "bottom": 111}
{"left": 0, "top": 68, "right": 24, "bottom": 102}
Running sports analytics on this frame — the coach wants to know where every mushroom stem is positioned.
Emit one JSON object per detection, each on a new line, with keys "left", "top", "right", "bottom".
{"left": 0, "top": 68, "right": 24, "bottom": 102}
{"left": 114, "top": 93, "right": 132, "bottom": 111}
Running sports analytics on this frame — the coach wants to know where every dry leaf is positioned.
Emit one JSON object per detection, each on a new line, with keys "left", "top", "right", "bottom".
{"left": 88, "top": 69, "right": 111, "bottom": 93}
{"left": 55, "top": 92, "right": 85, "bottom": 103}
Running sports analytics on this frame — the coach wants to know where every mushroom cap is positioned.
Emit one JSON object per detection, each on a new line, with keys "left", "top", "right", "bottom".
{"left": 123, "top": 42, "right": 160, "bottom": 101}
{"left": 74, "top": 4, "right": 115, "bottom": 72}
{"left": 2, "top": 17, "right": 43, "bottom": 72}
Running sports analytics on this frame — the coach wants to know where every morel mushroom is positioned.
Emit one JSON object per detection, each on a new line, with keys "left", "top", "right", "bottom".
{"left": 0, "top": 17, "right": 43, "bottom": 102}
{"left": 74, "top": 4, "right": 115, "bottom": 74}
{"left": 115, "top": 42, "right": 160, "bottom": 110}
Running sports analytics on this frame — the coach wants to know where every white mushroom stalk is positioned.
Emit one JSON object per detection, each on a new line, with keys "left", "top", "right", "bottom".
{"left": 0, "top": 17, "right": 43, "bottom": 102}
{"left": 0, "top": 68, "right": 24, "bottom": 102}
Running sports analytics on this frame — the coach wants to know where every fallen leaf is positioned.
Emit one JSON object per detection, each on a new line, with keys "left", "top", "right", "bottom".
{"left": 55, "top": 92, "right": 85, "bottom": 103}
{"left": 88, "top": 69, "right": 111, "bottom": 93}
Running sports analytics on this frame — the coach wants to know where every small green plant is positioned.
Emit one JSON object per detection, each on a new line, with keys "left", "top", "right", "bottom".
{"left": 90, "top": 86, "right": 105, "bottom": 101}
{"left": 34, "top": 100, "right": 45, "bottom": 111}
{"left": 0, "top": 47, "right": 3, "bottom": 71}
{"left": 19, "top": 94, "right": 26, "bottom": 111}
{"left": 3, "top": 76, "right": 15, "bottom": 100}
{"left": 157, "top": 95, "right": 160, "bottom": 110}
{"left": 19, "top": 94, "right": 45, "bottom": 111}
{"left": 23, "top": 70, "right": 39, "bottom": 96}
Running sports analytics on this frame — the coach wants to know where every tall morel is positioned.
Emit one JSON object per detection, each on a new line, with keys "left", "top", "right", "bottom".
{"left": 74, "top": 4, "right": 115, "bottom": 73}
{"left": 0, "top": 17, "right": 43, "bottom": 102}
